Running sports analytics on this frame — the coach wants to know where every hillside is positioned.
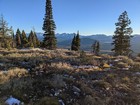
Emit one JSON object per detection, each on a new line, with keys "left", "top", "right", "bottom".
{"left": 0, "top": 49, "right": 140, "bottom": 105}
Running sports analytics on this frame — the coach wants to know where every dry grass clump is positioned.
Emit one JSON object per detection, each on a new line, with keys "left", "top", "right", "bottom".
{"left": 36, "top": 97, "right": 59, "bottom": 105}
{"left": 132, "top": 62, "right": 140, "bottom": 70}
{"left": 118, "top": 56, "right": 134, "bottom": 66}
{"left": 79, "top": 95, "right": 103, "bottom": 105}
{"left": 0, "top": 98, "right": 5, "bottom": 105}
{"left": 122, "top": 76, "right": 130, "bottom": 83}
{"left": 80, "top": 84, "right": 93, "bottom": 95}
{"left": 0, "top": 54, "right": 3, "bottom": 57}
{"left": 117, "top": 62, "right": 129, "bottom": 68}
{"left": 50, "top": 62, "right": 73, "bottom": 70}
{"left": 0, "top": 67, "right": 28, "bottom": 84}
{"left": 8, "top": 68, "right": 27, "bottom": 77}
{"left": 92, "top": 80, "right": 112, "bottom": 90}
{"left": 135, "top": 57, "right": 140, "bottom": 62}
{"left": 76, "top": 52, "right": 98, "bottom": 65}
{"left": 0, "top": 77, "right": 34, "bottom": 103}
{"left": 50, "top": 74, "right": 66, "bottom": 88}
{"left": 103, "top": 63, "right": 110, "bottom": 68}
{"left": 101, "top": 54, "right": 112, "bottom": 59}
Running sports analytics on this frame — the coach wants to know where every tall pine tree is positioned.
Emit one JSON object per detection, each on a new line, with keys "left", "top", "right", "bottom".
{"left": 33, "top": 31, "right": 40, "bottom": 47}
{"left": 92, "top": 41, "right": 100, "bottom": 55}
{"left": 21, "top": 30, "right": 28, "bottom": 48}
{"left": 28, "top": 30, "right": 34, "bottom": 48}
{"left": 0, "top": 15, "right": 13, "bottom": 48}
{"left": 42, "top": 0, "right": 57, "bottom": 49}
{"left": 71, "top": 31, "right": 80, "bottom": 51}
{"left": 71, "top": 34, "right": 76, "bottom": 51}
{"left": 112, "top": 11, "right": 133, "bottom": 56}
{"left": 11, "top": 31, "right": 16, "bottom": 48}
{"left": 15, "top": 29, "right": 22, "bottom": 48}
{"left": 75, "top": 31, "right": 80, "bottom": 51}
{"left": 96, "top": 41, "right": 100, "bottom": 55}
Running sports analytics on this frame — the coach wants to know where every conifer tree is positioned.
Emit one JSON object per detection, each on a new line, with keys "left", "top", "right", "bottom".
{"left": 71, "top": 32, "right": 81, "bottom": 51}
{"left": 42, "top": 0, "right": 57, "bottom": 49}
{"left": 11, "top": 31, "right": 15, "bottom": 48}
{"left": 33, "top": 32, "right": 40, "bottom": 47}
{"left": 112, "top": 11, "right": 133, "bottom": 56}
{"left": 10, "top": 28, "right": 16, "bottom": 48}
{"left": 71, "top": 34, "right": 76, "bottom": 51}
{"left": 21, "top": 30, "right": 28, "bottom": 48}
{"left": 75, "top": 31, "right": 80, "bottom": 51}
{"left": 0, "top": 15, "right": 13, "bottom": 48}
{"left": 28, "top": 30, "right": 34, "bottom": 48}
{"left": 92, "top": 41, "right": 100, "bottom": 55}
{"left": 96, "top": 41, "right": 100, "bottom": 55}
{"left": 15, "top": 29, "right": 21, "bottom": 48}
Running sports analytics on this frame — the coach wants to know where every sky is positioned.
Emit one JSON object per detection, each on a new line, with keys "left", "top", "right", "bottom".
{"left": 0, "top": 0, "right": 140, "bottom": 35}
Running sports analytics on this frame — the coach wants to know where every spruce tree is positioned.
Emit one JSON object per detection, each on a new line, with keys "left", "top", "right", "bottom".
{"left": 0, "top": 15, "right": 13, "bottom": 48}
{"left": 21, "top": 30, "right": 28, "bottom": 48}
{"left": 92, "top": 41, "right": 100, "bottom": 55}
{"left": 12, "top": 31, "right": 16, "bottom": 48}
{"left": 96, "top": 41, "right": 100, "bottom": 55}
{"left": 33, "top": 32, "right": 40, "bottom": 47}
{"left": 0, "top": 15, "right": 9, "bottom": 37}
{"left": 75, "top": 31, "right": 80, "bottom": 51}
{"left": 42, "top": 0, "right": 57, "bottom": 49}
{"left": 28, "top": 30, "right": 34, "bottom": 48}
{"left": 15, "top": 29, "right": 22, "bottom": 48}
{"left": 71, "top": 34, "right": 76, "bottom": 51}
{"left": 31, "top": 27, "right": 40, "bottom": 47}
{"left": 112, "top": 11, "right": 133, "bottom": 56}
{"left": 9, "top": 27, "right": 16, "bottom": 48}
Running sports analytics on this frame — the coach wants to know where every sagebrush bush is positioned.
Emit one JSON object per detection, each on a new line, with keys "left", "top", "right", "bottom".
{"left": 132, "top": 62, "right": 140, "bottom": 70}
{"left": 117, "top": 62, "right": 128, "bottom": 68}
{"left": 50, "top": 74, "right": 66, "bottom": 88}
{"left": 92, "top": 80, "right": 111, "bottom": 90}
{"left": 122, "top": 76, "right": 130, "bottom": 83}
{"left": 0, "top": 67, "right": 28, "bottom": 84}
{"left": 50, "top": 62, "right": 73, "bottom": 70}
{"left": 119, "top": 56, "right": 134, "bottom": 66}
{"left": 36, "top": 97, "right": 59, "bottom": 105}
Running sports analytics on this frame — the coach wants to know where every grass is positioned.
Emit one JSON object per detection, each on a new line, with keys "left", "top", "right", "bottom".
{"left": 0, "top": 49, "right": 139, "bottom": 105}
{"left": 0, "top": 67, "right": 28, "bottom": 84}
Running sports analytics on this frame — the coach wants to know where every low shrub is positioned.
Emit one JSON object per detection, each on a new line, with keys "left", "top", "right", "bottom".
{"left": 132, "top": 62, "right": 140, "bottom": 70}
{"left": 117, "top": 62, "right": 128, "bottom": 68}
{"left": 117, "top": 56, "right": 134, "bottom": 66}
{"left": 0, "top": 67, "right": 28, "bottom": 84}
{"left": 50, "top": 75, "right": 66, "bottom": 88}
{"left": 122, "top": 76, "right": 130, "bottom": 83}
{"left": 36, "top": 97, "right": 59, "bottom": 105}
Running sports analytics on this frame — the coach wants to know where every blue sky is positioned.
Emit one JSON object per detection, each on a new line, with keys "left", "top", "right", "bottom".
{"left": 0, "top": 0, "right": 140, "bottom": 35}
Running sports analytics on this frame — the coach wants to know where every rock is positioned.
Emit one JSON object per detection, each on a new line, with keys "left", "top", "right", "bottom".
{"left": 5, "top": 96, "right": 21, "bottom": 105}
{"left": 0, "top": 63, "right": 4, "bottom": 66}
{"left": 135, "top": 72, "right": 140, "bottom": 75}
{"left": 136, "top": 84, "right": 140, "bottom": 88}
{"left": 74, "top": 92, "right": 80, "bottom": 96}
{"left": 54, "top": 90, "right": 62, "bottom": 96}
{"left": 106, "top": 87, "right": 110, "bottom": 90}
{"left": 72, "top": 86, "right": 81, "bottom": 93}
{"left": 21, "top": 102, "right": 24, "bottom": 105}
{"left": 59, "top": 99, "right": 65, "bottom": 105}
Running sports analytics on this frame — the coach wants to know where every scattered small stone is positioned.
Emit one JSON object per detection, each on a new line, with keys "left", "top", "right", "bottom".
{"left": 5, "top": 96, "right": 20, "bottom": 105}
{"left": 135, "top": 72, "right": 140, "bottom": 75}
{"left": 74, "top": 92, "right": 80, "bottom": 96}
{"left": 72, "top": 86, "right": 81, "bottom": 93}
{"left": 59, "top": 99, "right": 65, "bottom": 105}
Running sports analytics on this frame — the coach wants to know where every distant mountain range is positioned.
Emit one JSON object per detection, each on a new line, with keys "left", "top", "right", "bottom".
{"left": 36, "top": 33, "right": 140, "bottom": 54}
